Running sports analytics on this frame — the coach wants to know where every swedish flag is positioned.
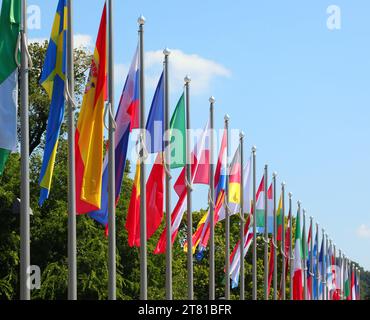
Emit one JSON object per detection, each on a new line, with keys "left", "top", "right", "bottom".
{"left": 39, "top": 0, "right": 68, "bottom": 205}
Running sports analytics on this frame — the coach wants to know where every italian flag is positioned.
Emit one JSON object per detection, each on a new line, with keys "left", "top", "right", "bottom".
{"left": 0, "top": 0, "right": 20, "bottom": 175}
{"left": 276, "top": 194, "right": 283, "bottom": 241}
{"left": 293, "top": 208, "right": 303, "bottom": 300}
{"left": 344, "top": 262, "right": 350, "bottom": 300}
{"left": 351, "top": 268, "right": 356, "bottom": 300}
{"left": 255, "top": 176, "right": 273, "bottom": 233}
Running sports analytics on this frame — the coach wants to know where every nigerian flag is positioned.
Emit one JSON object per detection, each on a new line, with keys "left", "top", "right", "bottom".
{"left": 0, "top": 0, "right": 20, "bottom": 175}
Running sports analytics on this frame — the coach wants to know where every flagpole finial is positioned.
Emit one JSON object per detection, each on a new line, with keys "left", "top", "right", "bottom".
{"left": 224, "top": 114, "right": 230, "bottom": 122}
{"left": 163, "top": 48, "right": 171, "bottom": 56}
{"left": 138, "top": 15, "right": 146, "bottom": 25}
{"left": 240, "top": 131, "right": 245, "bottom": 139}
{"left": 297, "top": 200, "right": 301, "bottom": 206}
{"left": 310, "top": 216, "right": 313, "bottom": 220}
{"left": 273, "top": 171, "right": 277, "bottom": 178}
{"left": 209, "top": 96, "right": 216, "bottom": 104}
{"left": 252, "top": 146, "right": 257, "bottom": 153}
{"left": 264, "top": 164, "right": 268, "bottom": 170}
{"left": 184, "top": 75, "right": 191, "bottom": 84}
{"left": 288, "top": 192, "right": 292, "bottom": 198}
{"left": 282, "top": 181, "right": 286, "bottom": 187}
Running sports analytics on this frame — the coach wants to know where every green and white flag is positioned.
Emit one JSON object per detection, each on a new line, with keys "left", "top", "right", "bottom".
{"left": 255, "top": 176, "right": 274, "bottom": 233}
{"left": 169, "top": 93, "right": 186, "bottom": 169}
{"left": 0, "top": 0, "right": 20, "bottom": 175}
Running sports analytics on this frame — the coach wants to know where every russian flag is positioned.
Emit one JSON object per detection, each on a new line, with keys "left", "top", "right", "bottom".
{"left": 88, "top": 47, "right": 139, "bottom": 227}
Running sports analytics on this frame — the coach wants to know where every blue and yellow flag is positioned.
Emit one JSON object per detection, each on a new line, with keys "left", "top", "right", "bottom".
{"left": 39, "top": 0, "right": 68, "bottom": 205}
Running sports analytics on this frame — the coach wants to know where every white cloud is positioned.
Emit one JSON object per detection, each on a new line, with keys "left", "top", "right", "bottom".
{"left": 28, "top": 37, "right": 47, "bottom": 45}
{"left": 145, "top": 49, "right": 231, "bottom": 95}
{"left": 29, "top": 34, "right": 93, "bottom": 51}
{"left": 356, "top": 224, "right": 370, "bottom": 239}
{"left": 74, "top": 34, "right": 93, "bottom": 50}
{"left": 114, "top": 63, "right": 128, "bottom": 90}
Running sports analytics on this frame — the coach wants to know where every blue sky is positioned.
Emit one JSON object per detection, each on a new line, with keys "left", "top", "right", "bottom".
{"left": 23, "top": 0, "right": 370, "bottom": 270}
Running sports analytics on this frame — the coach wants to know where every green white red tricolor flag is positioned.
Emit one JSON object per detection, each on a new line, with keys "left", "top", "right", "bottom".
{"left": 293, "top": 208, "right": 303, "bottom": 300}
{"left": 0, "top": 0, "right": 20, "bottom": 175}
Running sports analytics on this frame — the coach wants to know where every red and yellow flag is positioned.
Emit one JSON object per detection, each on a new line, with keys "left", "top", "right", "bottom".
{"left": 75, "top": 4, "right": 107, "bottom": 214}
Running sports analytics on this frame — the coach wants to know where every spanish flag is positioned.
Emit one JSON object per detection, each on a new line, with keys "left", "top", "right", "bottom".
{"left": 75, "top": 4, "right": 107, "bottom": 214}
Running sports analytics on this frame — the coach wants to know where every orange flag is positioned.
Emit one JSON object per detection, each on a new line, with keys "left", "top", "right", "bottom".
{"left": 75, "top": 4, "right": 107, "bottom": 214}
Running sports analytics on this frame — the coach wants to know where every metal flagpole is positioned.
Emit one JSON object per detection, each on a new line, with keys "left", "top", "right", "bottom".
{"left": 107, "top": 0, "right": 116, "bottom": 300}
{"left": 358, "top": 267, "right": 361, "bottom": 300}
{"left": 338, "top": 249, "right": 342, "bottom": 300}
{"left": 289, "top": 193, "right": 293, "bottom": 300}
{"left": 343, "top": 255, "right": 346, "bottom": 300}
{"left": 315, "top": 223, "right": 319, "bottom": 300}
{"left": 20, "top": 0, "right": 30, "bottom": 301}
{"left": 224, "top": 115, "right": 230, "bottom": 300}
{"left": 325, "top": 234, "right": 330, "bottom": 300}
{"left": 281, "top": 182, "right": 286, "bottom": 300}
{"left": 272, "top": 172, "right": 277, "bottom": 300}
{"left": 163, "top": 48, "right": 172, "bottom": 300}
{"left": 138, "top": 15, "right": 147, "bottom": 300}
{"left": 209, "top": 96, "right": 215, "bottom": 300}
{"left": 239, "top": 132, "right": 245, "bottom": 300}
{"left": 184, "top": 75, "right": 193, "bottom": 300}
{"left": 302, "top": 209, "right": 307, "bottom": 300}
{"left": 252, "top": 146, "right": 257, "bottom": 300}
{"left": 322, "top": 229, "right": 326, "bottom": 300}
{"left": 309, "top": 217, "right": 314, "bottom": 300}
{"left": 325, "top": 232, "right": 328, "bottom": 300}
{"left": 333, "top": 243, "right": 336, "bottom": 300}
{"left": 263, "top": 165, "right": 268, "bottom": 300}
{"left": 67, "top": 0, "right": 77, "bottom": 300}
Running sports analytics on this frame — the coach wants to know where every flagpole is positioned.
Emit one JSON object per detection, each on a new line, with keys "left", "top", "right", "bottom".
{"left": 315, "top": 223, "right": 319, "bottom": 300}
{"left": 281, "top": 182, "right": 286, "bottom": 300}
{"left": 67, "top": 0, "right": 77, "bottom": 300}
{"left": 163, "top": 48, "right": 172, "bottom": 300}
{"left": 224, "top": 114, "right": 230, "bottom": 300}
{"left": 358, "top": 267, "right": 361, "bottom": 300}
{"left": 138, "top": 15, "right": 147, "bottom": 300}
{"left": 252, "top": 146, "right": 257, "bottom": 300}
{"left": 342, "top": 253, "right": 346, "bottom": 300}
{"left": 302, "top": 209, "right": 307, "bottom": 300}
{"left": 209, "top": 96, "right": 215, "bottom": 300}
{"left": 333, "top": 242, "right": 336, "bottom": 299}
{"left": 20, "top": 0, "right": 30, "bottom": 301}
{"left": 325, "top": 232, "right": 328, "bottom": 300}
{"left": 338, "top": 249, "right": 342, "bottom": 300}
{"left": 184, "top": 75, "right": 193, "bottom": 300}
{"left": 263, "top": 164, "right": 268, "bottom": 300}
{"left": 272, "top": 172, "right": 277, "bottom": 300}
{"left": 322, "top": 229, "right": 326, "bottom": 300}
{"left": 289, "top": 192, "right": 293, "bottom": 300}
{"left": 309, "top": 216, "right": 314, "bottom": 300}
{"left": 239, "top": 132, "right": 245, "bottom": 300}
{"left": 107, "top": 0, "right": 116, "bottom": 300}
